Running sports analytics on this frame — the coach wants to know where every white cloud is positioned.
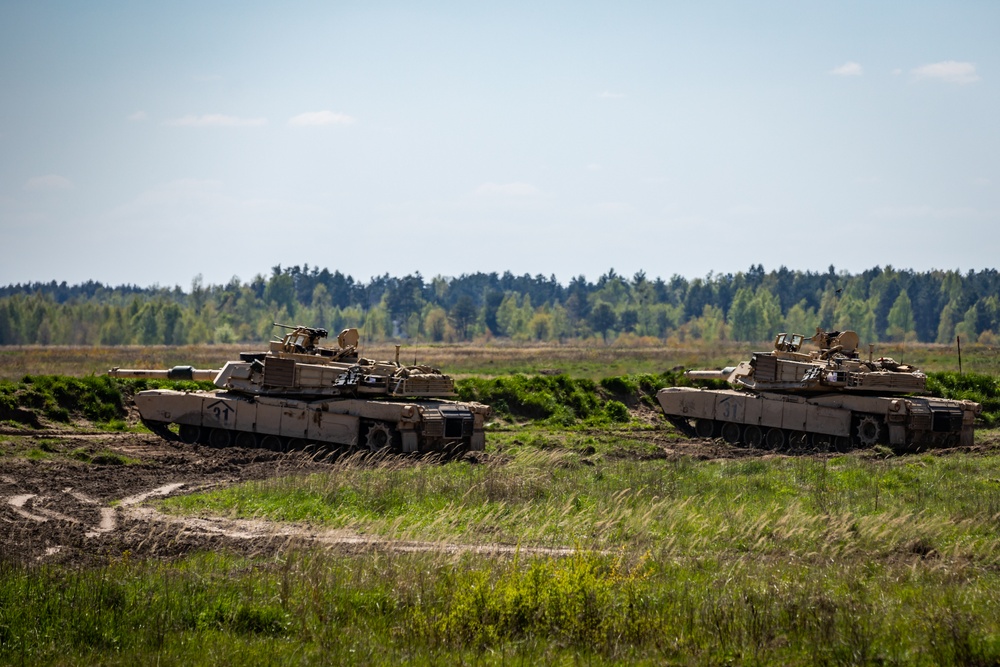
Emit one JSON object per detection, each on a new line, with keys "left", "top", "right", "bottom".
{"left": 473, "top": 182, "right": 539, "bottom": 197}
{"left": 288, "top": 111, "right": 356, "bottom": 126}
{"left": 598, "top": 91, "right": 625, "bottom": 99}
{"left": 164, "top": 114, "right": 267, "bottom": 127}
{"left": 911, "top": 61, "right": 980, "bottom": 84}
{"left": 586, "top": 163, "right": 601, "bottom": 171}
{"left": 830, "top": 62, "right": 863, "bottom": 76}
{"left": 890, "top": 68, "right": 902, "bottom": 76}
{"left": 127, "top": 110, "right": 147, "bottom": 121}
{"left": 24, "top": 174, "right": 74, "bottom": 191}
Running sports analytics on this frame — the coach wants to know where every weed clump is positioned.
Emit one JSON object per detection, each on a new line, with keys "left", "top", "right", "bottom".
{"left": 604, "top": 400, "right": 630, "bottom": 423}
{"left": 458, "top": 374, "right": 603, "bottom": 423}
{"left": 0, "top": 375, "right": 128, "bottom": 426}
{"left": 927, "top": 372, "right": 1000, "bottom": 426}
{"left": 459, "top": 370, "right": 731, "bottom": 426}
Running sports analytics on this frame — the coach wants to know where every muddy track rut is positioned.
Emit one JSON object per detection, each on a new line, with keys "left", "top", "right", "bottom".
{"left": 1, "top": 430, "right": 654, "bottom": 565}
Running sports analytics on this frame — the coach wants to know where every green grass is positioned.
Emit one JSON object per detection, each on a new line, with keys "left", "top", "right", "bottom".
{"left": 159, "top": 433, "right": 1000, "bottom": 562}
{"left": 0, "top": 374, "right": 216, "bottom": 430}
{"left": 0, "top": 374, "right": 127, "bottom": 426}
{"left": 0, "top": 435, "right": 139, "bottom": 466}
{"left": 4, "top": 429, "right": 1000, "bottom": 663}
{"left": 2, "top": 517, "right": 999, "bottom": 665}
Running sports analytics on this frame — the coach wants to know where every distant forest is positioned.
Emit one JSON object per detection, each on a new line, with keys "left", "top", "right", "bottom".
{"left": 1, "top": 264, "right": 999, "bottom": 346}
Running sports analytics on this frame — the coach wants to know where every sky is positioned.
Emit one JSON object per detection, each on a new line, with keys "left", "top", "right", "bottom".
{"left": 1, "top": 1, "right": 998, "bottom": 290}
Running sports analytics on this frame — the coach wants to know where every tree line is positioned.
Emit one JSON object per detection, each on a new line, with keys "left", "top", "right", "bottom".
{"left": 2, "top": 264, "right": 999, "bottom": 346}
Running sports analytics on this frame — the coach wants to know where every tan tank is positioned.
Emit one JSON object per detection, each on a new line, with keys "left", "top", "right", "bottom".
{"left": 109, "top": 324, "right": 490, "bottom": 454}
{"left": 658, "top": 328, "right": 980, "bottom": 451}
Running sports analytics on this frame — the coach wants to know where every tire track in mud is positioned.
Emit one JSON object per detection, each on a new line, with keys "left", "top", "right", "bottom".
{"left": 3, "top": 480, "right": 583, "bottom": 561}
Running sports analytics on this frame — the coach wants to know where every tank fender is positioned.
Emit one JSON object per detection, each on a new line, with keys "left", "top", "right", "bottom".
{"left": 657, "top": 387, "right": 716, "bottom": 419}
{"left": 133, "top": 389, "right": 208, "bottom": 427}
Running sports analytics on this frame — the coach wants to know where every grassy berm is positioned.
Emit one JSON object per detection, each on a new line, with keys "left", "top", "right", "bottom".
{"left": 1, "top": 372, "right": 1000, "bottom": 665}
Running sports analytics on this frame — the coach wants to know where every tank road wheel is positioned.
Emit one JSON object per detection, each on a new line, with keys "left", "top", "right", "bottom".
{"left": 261, "top": 435, "right": 285, "bottom": 452}
{"left": 788, "top": 431, "right": 809, "bottom": 449}
{"left": 855, "top": 415, "right": 884, "bottom": 447}
{"left": 721, "top": 422, "right": 742, "bottom": 445}
{"left": 364, "top": 423, "right": 394, "bottom": 452}
{"left": 694, "top": 419, "right": 716, "bottom": 439}
{"left": 834, "top": 436, "right": 852, "bottom": 452}
{"left": 235, "top": 431, "right": 258, "bottom": 449}
{"left": 286, "top": 438, "right": 308, "bottom": 451}
{"left": 812, "top": 433, "right": 833, "bottom": 451}
{"left": 178, "top": 424, "right": 201, "bottom": 445}
{"left": 765, "top": 428, "right": 785, "bottom": 450}
{"left": 743, "top": 425, "right": 764, "bottom": 448}
{"left": 208, "top": 428, "right": 232, "bottom": 448}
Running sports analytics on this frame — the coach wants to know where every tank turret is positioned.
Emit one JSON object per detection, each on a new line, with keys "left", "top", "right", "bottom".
{"left": 708, "top": 328, "right": 927, "bottom": 395}
{"left": 108, "top": 324, "right": 489, "bottom": 455}
{"left": 658, "top": 329, "right": 980, "bottom": 452}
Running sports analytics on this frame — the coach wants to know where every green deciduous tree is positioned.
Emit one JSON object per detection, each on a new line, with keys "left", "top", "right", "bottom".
{"left": 450, "top": 295, "right": 478, "bottom": 340}
{"left": 885, "top": 289, "right": 916, "bottom": 341}
{"left": 589, "top": 301, "right": 617, "bottom": 342}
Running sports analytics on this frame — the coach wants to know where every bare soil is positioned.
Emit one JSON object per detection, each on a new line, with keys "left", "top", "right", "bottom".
{"left": 4, "top": 418, "right": 997, "bottom": 567}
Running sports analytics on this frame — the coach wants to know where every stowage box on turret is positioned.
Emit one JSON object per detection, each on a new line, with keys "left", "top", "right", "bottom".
{"left": 658, "top": 329, "right": 980, "bottom": 451}
{"left": 109, "top": 325, "right": 490, "bottom": 454}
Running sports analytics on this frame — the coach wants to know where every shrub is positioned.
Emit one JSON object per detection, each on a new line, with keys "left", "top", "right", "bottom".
{"left": 604, "top": 400, "right": 630, "bottom": 423}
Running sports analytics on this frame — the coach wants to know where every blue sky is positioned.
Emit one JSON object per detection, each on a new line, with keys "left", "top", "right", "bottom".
{"left": 1, "top": 1, "right": 997, "bottom": 288}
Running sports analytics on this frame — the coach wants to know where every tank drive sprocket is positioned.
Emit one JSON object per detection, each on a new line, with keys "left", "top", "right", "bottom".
{"left": 855, "top": 415, "right": 883, "bottom": 447}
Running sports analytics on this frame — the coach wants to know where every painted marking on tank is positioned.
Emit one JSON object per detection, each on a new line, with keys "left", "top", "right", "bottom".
{"left": 206, "top": 400, "right": 234, "bottom": 425}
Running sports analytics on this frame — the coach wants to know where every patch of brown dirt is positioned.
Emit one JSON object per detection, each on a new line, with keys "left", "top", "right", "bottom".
{"left": 0, "top": 429, "right": 333, "bottom": 565}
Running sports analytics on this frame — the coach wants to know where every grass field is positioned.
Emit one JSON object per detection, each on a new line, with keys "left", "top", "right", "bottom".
{"left": 4, "top": 429, "right": 1000, "bottom": 665}
{"left": 2, "top": 337, "right": 998, "bottom": 381}
{"left": 2, "top": 343, "right": 1000, "bottom": 664}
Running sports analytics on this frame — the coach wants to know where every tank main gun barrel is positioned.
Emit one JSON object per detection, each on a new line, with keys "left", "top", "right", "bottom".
{"left": 108, "top": 366, "right": 219, "bottom": 381}
{"left": 685, "top": 367, "right": 736, "bottom": 381}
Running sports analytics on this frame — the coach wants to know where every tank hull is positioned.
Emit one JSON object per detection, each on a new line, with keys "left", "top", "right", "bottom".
{"left": 657, "top": 387, "right": 978, "bottom": 451}
{"left": 134, "top": 389, "right": 488, "bottom": 454}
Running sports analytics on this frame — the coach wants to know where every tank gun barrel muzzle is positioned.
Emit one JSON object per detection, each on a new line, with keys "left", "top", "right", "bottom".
{"left": 108, "top": 366, "right": 219, "bottom": 381}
